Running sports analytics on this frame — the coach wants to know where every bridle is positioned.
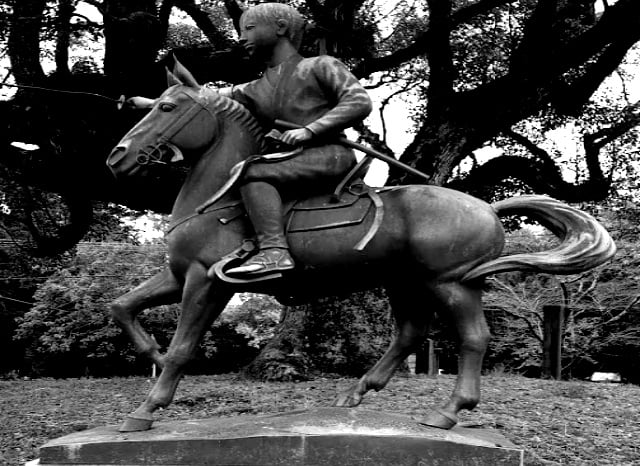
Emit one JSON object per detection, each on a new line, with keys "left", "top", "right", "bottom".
{"left": 0, "top": 81, "right": 125, "bottom": 105}
{"left": 134, "top": 91, "right": 215, "bottom": 168}
{"left": 1, "top": 81, "right": 214, "bottom": 169}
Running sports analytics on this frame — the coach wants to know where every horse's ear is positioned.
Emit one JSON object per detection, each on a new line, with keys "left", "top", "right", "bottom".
{"left": 166, "top": 67, "right": 183, "bottom": 87}
{"left": 125, "top": 96, "right": 155, "bottom": 109}
{"left": 172, "top": 57, "right": 199, "bottom": 88}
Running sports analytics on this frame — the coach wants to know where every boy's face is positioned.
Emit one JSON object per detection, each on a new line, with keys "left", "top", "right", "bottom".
{"left": 239, "top": 12, "right": 280, "bottom": 60}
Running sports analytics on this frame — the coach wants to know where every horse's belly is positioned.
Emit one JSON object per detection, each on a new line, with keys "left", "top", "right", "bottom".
{"left": 289, "top": 185, "right": 505, "bottom": 277}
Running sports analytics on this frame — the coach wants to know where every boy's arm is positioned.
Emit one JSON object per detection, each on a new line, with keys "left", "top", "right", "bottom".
{"left": 304, "top": 56, "right": 373, "bottom": 137}
{"left": 219, "top": 84, "right": 252, "bottom": 109}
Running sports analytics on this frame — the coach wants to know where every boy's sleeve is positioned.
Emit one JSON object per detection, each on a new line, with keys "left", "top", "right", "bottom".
{"left": 218, "top": 82, "right": 256, "bottom": 114}
{"left": 228, "top": 83, "right": 253, "bottom": 110}
{"left": 305, "top": 56, "right": 373, "bottom": 137}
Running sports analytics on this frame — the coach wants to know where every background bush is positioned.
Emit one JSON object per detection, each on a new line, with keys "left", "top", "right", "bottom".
{"left": 14, "top": 243, "right": 281, "bottom": 377}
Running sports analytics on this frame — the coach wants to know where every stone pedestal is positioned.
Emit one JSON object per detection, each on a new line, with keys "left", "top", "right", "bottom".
{"left": 37, "top": 407, "right": 523, "bottom": 465}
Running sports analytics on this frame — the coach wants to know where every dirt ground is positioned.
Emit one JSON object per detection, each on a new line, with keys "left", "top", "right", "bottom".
{"left": 1, "top": 373, "right": 639, "bottom": 465}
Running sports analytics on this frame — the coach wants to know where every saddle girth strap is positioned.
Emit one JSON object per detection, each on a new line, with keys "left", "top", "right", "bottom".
{"left": 354, "top": 189, "right": 384, "bottom": 251}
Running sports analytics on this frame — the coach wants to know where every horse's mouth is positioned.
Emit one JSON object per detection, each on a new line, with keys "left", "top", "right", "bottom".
{"left": 107, "top": 165, "right": 140, "bottom": 179}
{"left": 107, "top": 146, "right": 129, "bottom": 170}
{"left": 107, "top": 145, "right": 146, "bottom": 178}
{"left": 106, "top": 157, "right": 142, "bottom": 179}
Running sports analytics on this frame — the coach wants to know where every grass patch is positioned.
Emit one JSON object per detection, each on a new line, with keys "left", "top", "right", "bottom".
{"left": 2, "top": 373, "right": 639, "bottom": 465}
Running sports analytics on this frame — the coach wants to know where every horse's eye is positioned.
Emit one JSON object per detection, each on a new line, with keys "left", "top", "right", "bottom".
{"left": 159, "top": 103, "right": 176, "bottom": 112}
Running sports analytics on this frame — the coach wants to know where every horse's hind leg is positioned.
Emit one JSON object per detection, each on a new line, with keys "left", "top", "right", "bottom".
{"left": 420, "top": 281, "right": 490, "bottom": 429}
{"left": 110, "top": 268, "right": 182, "bottom": 367}
{"left": 333, "top": 282, "right": 432, "bottom": 408}
{"left": 120, "top": 263, "right": 232, "bottom": 432}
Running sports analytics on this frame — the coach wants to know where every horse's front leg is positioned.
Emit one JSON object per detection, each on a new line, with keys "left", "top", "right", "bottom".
{"left": 120, "top": 264, "right": 233, "bottom": 432}
{"left": 420, "top": 281, "right": 490, "bottom": 429}
{"left": 110, "top": 268, "right": 182, "bottom": 367}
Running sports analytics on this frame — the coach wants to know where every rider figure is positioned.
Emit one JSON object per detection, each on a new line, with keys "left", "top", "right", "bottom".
{"left": 218, "top": 2, "right": 372, "bottom": 277}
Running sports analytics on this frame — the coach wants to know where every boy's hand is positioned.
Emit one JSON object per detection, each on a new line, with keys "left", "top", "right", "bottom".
{"left": 280, "top": 128, "right": 313, "bottom": 146}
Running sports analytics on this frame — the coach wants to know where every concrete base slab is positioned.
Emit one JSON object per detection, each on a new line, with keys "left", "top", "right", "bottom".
{"left": 37, "top": 407, "right": 523, "bottom": 465}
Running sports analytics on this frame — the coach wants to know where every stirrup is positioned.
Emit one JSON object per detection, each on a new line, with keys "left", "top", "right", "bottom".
{"left": 226, "top": 248, "right": 295, "bottom": 276}
{"left": 208, "top": 241, "right": 286, "bottom": 284}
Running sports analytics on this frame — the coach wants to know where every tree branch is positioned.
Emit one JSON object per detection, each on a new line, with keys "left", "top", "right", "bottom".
{"left": 446, "top": 91, "right": 640, "bottom": 202}
{"left": 14, "top": 182, "right": 94, "bottom": 256}
{"left": 158, "top": 0, "right": 174, "bottom": 41}
{"left": 511, "top": 2, "right": 558, "bottom": 82}
{"left": 353, "top": 122, "right": 395, "bottom": 159}
{"left": 352, "top": 0, "right": 517, "bottom": 78}
{"left": 8, "top": 0, "right": 47, "bottom": 84}
{"left": 447, "top": 153, "right": 607, "bottom": 202}
{"left": 425, "top": 0, "right": 454, "bottom": 115}
{"left": 304, "top": 0, "right": 369, "bottom": 57}
{"left": 452, "top": 0, "right": 640, "bottom": 133}
{"left": 174, "top": 0, "right": 233, "bottom": 48}
{"left": 488, "top": 278, "right": 544, "bottom": 343}
{"left": 223, "top": 0, "right": 244, "bottom": 35}
{"left": 503, "top": 128, "right": 557, "bottom": 165}
{"left": 71, "top": 13, "right": 102, "bottom": 29}
{"left": 553, "top": 34, "right": 639, "bottom": 115}
{"left": 586, "top": 100, "right": 640, "bottom": 148}
{"left": 55, "top": 0, "right": 75, "bottom": 76}
{"left": 554, "top": 0, "right": 640, "bottom": 75}
{"left": 377, "top": 81, "right": 419, "bottom": 144}
{"left": 451, "top": 0, "right": 516, "bottom": 24}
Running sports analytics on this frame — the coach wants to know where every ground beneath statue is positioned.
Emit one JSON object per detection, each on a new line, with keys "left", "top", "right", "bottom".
{"left": 2, "top": 373, "right": 638, "bottom": 466}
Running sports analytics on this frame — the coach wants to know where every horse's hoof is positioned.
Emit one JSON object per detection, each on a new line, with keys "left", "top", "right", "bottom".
{"left": 332, "top": 389, "right": 362, "bottom": 407}
{"left": 119, "top": 414, "right": 154, "bottom": 432}
{"left": 418, "top": 408, "right": 458, "bottom": 430}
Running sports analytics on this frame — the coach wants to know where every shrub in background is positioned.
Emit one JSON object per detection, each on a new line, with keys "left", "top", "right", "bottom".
{"left": 15, "top": 243, "right": 281, "bottom": 377}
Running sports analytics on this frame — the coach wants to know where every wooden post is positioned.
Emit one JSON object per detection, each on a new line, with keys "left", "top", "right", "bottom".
{"left": 542, "top": 305, "right": 564, "bottom": 380}
{"left": 415, "top": 338, "right": 439, "bottom": 376}
{"left": 427, "top": 339, "right": 439, "bottom": 377}
{"left": 414, "top": 340, "right": 428, "bottom": 375}
{"left": 151, "top": 334, "right": 158, "bottom": 378}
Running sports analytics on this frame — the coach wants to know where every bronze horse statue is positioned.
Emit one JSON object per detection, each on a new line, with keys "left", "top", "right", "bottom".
{"left": 107, "top": 61, "right": 616, "bottom": 432}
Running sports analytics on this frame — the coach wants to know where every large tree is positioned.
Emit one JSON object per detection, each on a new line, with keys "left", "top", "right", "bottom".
{"left": 1, "top": 0, "right": 639, "bottom": 378}
{"left": 2, "top": 0, "right": 639, "bottom": 248}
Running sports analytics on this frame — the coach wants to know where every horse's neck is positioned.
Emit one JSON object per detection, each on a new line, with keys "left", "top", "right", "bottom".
{"left": 172, "top": 122, "right": 257, "bottom": 217}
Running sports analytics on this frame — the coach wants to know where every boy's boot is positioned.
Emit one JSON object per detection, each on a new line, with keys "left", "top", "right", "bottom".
{"left": 226, "top": 181, "right": 295, "bottom": 276}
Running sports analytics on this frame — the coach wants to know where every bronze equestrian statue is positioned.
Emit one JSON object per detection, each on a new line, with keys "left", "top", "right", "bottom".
{"left": 106, "top": 3, "right": 615, "bottom": 433}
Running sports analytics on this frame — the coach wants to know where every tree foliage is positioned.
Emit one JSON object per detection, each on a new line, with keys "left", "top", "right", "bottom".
{"left": 482, "top": 203, "right": 640, "bottom": 383}
{"left": 2, "top": 1, "right": 639, "bottom": 380}
{"left": 13, "top": 243, "right": 286, "bottom": 376}
{"left": 1, "top": 1, "right": 639, "bottom": 250}
{"left": 0, "top": 200, "right": 139, "bottom": 375}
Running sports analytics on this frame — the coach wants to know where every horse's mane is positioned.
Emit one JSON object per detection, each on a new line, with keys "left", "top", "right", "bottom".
{"left": 202, "top": 86, "right": 266, "bottom": 151}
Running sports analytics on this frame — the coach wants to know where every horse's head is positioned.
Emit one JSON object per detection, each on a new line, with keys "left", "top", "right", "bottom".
{"left": 107, "top": 60, "right": 219, "bottom": 178}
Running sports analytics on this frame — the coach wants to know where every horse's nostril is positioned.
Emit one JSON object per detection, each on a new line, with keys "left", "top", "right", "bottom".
{"left": 107, "top": 146, "right": 128, "bottom": 167}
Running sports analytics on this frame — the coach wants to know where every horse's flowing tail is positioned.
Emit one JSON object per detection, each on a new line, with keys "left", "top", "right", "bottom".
{"left": 462, "top": 195, "right": 616, "bottom": 282}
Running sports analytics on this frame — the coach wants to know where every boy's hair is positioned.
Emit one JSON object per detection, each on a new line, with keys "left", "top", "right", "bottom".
{"left": 241, "top": 3, "right": 306, "bottom": 50}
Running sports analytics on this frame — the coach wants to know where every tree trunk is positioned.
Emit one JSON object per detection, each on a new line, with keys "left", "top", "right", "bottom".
{"left": 54, "top": 0, "right": 75, "bottom": 76}
{"left": 246, "top": 289, "right": 395, "bottom": 381}
{"left": 243, "top": 304, "right": 312, "bottom": 381}
{"left": 7, "top": 0, "right": 46, "bottom": 84}
{"left": 103, "top": 0, "right": 164, "bottom": 96}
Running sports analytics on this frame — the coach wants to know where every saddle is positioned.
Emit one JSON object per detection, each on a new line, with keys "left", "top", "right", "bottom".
{"left": 203, "top": 141, "right": 384, "bottom": 283}
{"left": 212, "top": 181, "right": 384, "bottom": 284}
{"left": 285, "top": 182, "right": 382, "bottom": 249}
